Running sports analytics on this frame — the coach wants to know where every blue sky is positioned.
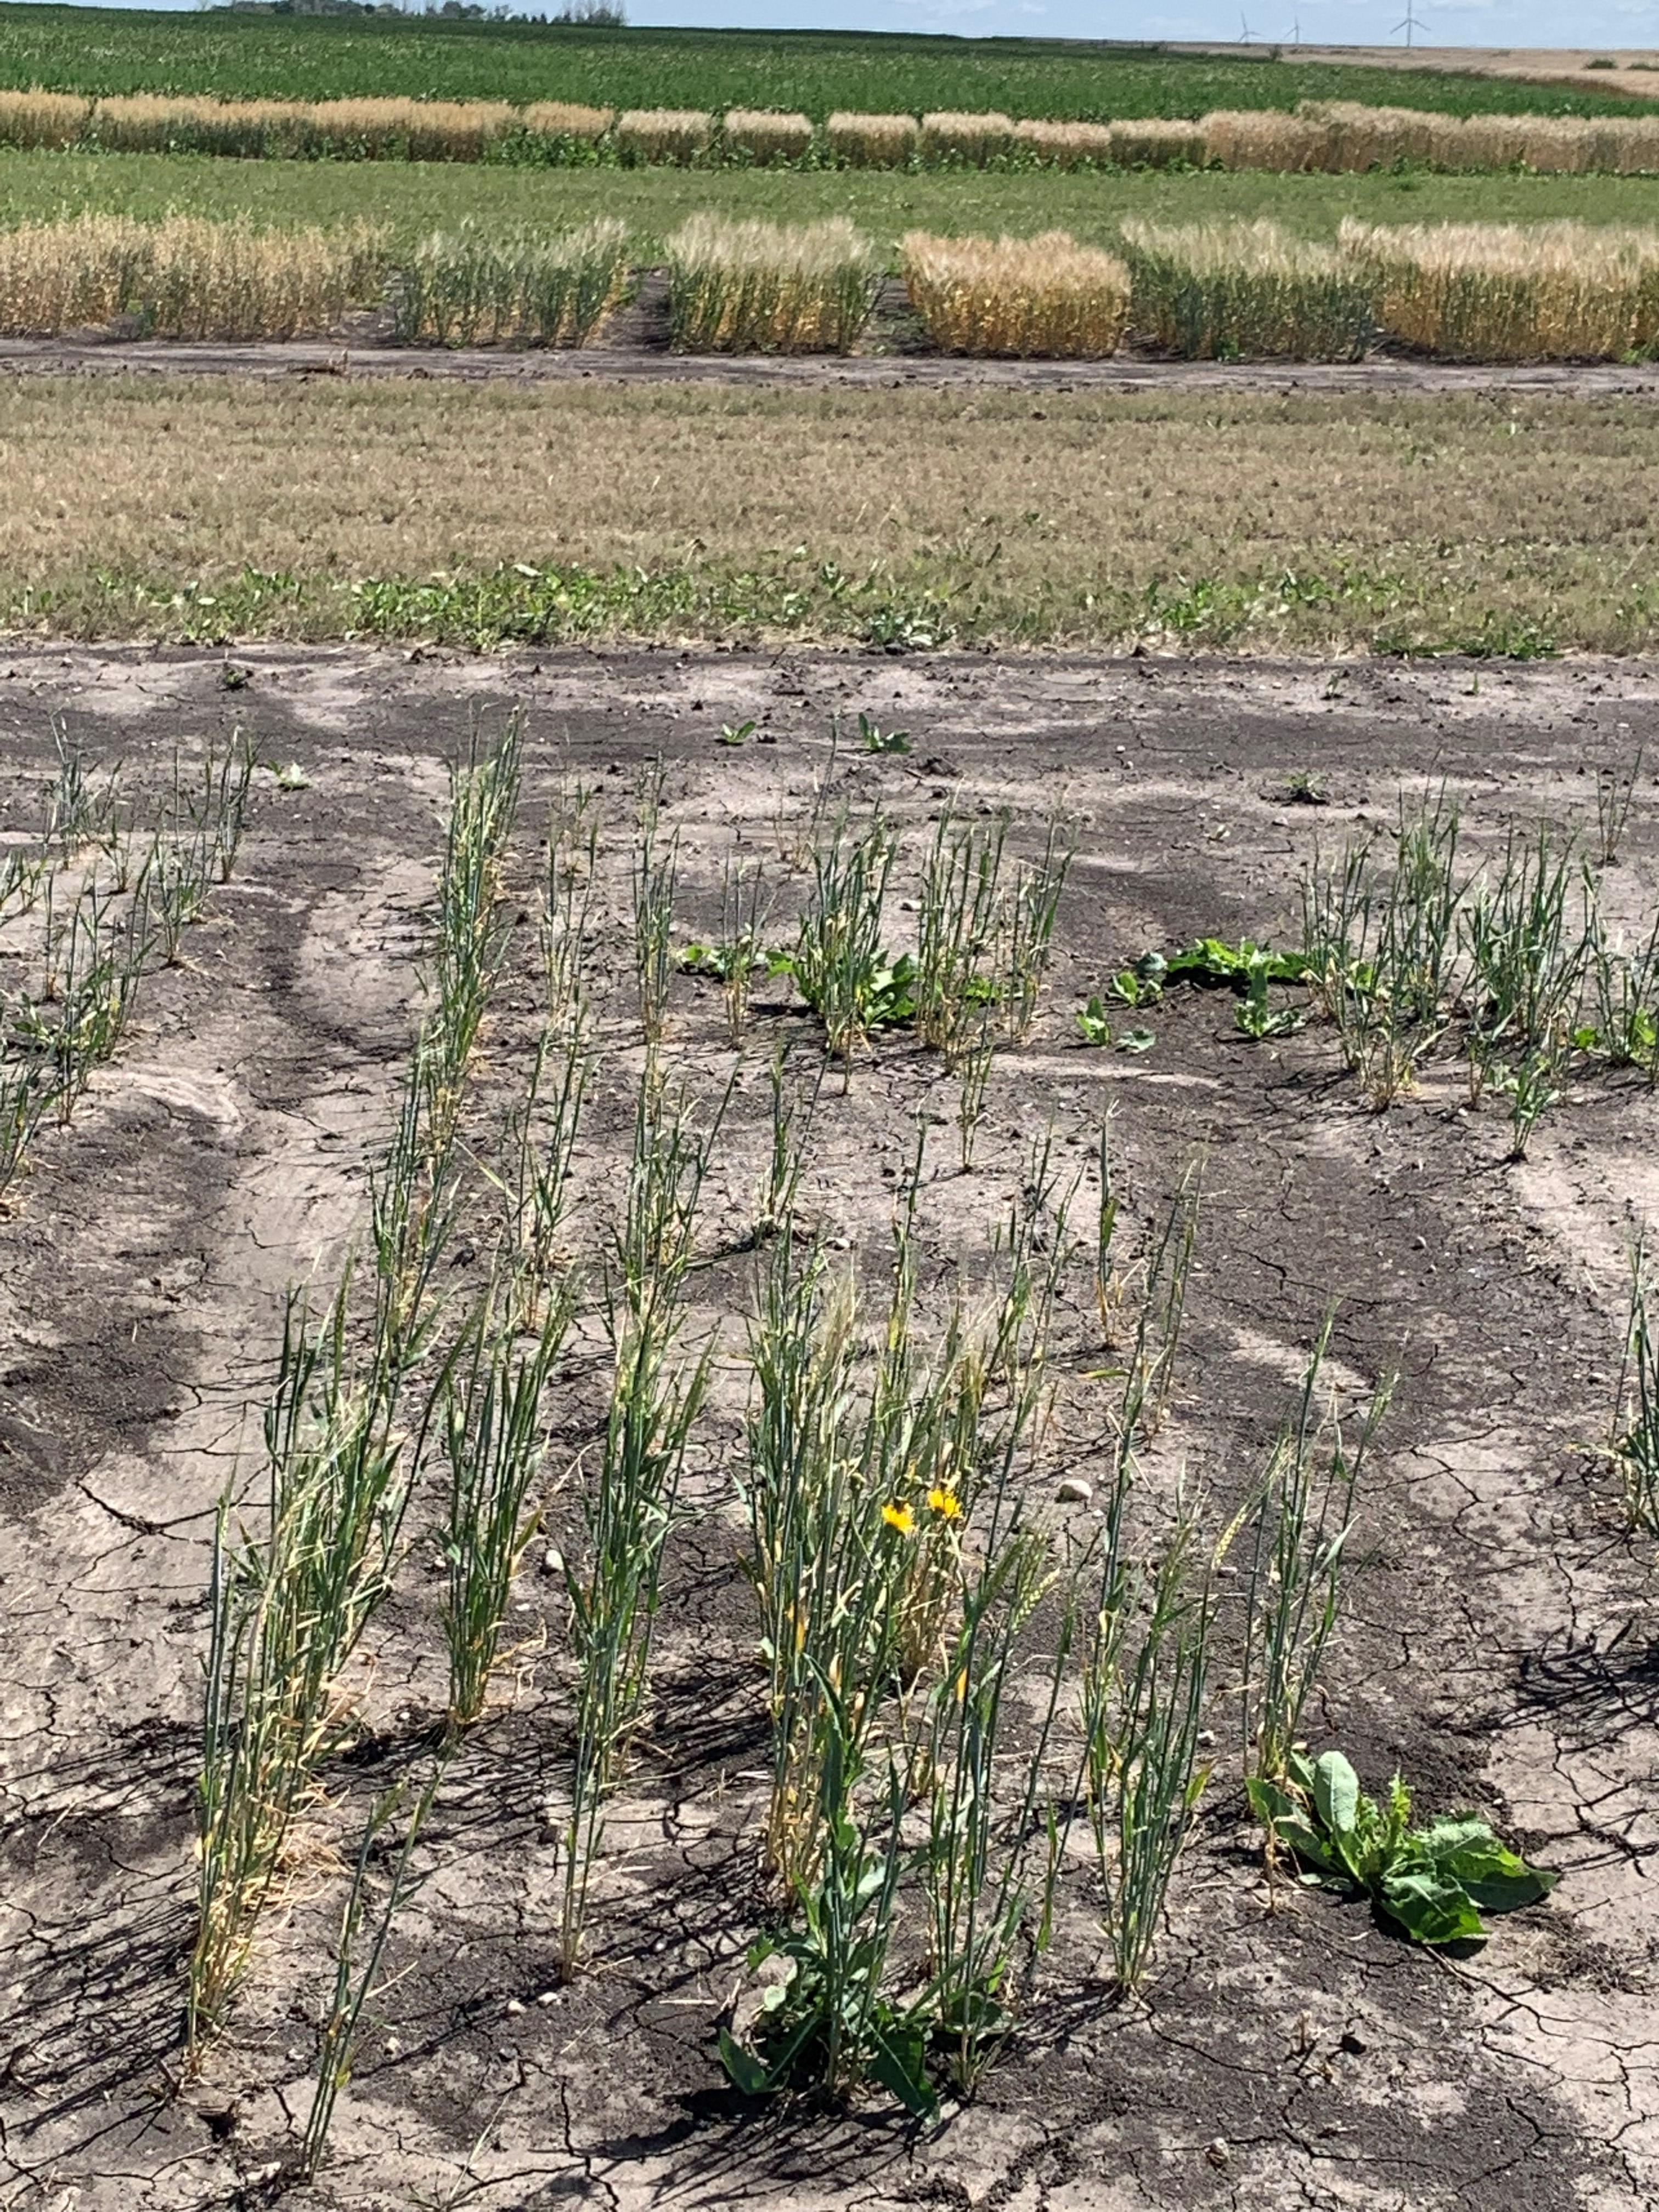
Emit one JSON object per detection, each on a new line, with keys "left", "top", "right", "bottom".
{"left": 616, "top": 2, "right": 1659, "bottom": 42}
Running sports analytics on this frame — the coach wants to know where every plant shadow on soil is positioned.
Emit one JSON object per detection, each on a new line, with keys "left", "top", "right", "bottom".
{"left": 2, "top": 642, "right": 1659, "bottom": 2209}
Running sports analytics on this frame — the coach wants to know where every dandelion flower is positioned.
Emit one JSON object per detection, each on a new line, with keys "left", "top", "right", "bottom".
{"left": 927, "top": 1485, "right": 963, "bottom": 1522}
{"left": 882, "top": 1501, "right": 915, "bottom": 1536}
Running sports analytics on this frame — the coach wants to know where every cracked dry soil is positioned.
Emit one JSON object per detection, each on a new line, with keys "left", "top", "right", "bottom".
{"left": 2, "top": 643, "right": 1658, "bottom": 2212}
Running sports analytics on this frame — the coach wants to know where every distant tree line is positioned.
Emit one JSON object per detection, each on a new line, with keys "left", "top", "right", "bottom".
{"left": 219, "top": 0, "right": 627, "bottom": 24}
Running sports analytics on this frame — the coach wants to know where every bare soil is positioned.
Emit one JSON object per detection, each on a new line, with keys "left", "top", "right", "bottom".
{"left": 6, "top": 278, "right": 1659, "bottom": 402}
{"left": 1175, "top": 41, "right": 1659, "bottom": 102}
{"left": 3, "top": 644, "right": 1659, "bottom": 2212}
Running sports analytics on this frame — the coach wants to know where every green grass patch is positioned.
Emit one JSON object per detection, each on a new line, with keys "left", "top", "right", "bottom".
{"left": 0, "top": 11, "right": 1642, "bottom": 121}
{"left": 3, "top": 554, "right": 1641, "bottom": 660}
{"left": 7, "top": 148, "right": 1659, "bottom": 260}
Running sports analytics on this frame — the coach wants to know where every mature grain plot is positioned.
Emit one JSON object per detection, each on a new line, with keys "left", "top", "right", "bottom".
{"left": 1, "top": 646, "right": 1657, "bottom": 2211}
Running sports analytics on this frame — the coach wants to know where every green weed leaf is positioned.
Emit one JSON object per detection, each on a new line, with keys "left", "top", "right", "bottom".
{"left": 1312, "top": 1752, "right": 1361, "bottom": 1841}
{"left": 1377, "top": 1866, "right": 1487, "bottom": 1946}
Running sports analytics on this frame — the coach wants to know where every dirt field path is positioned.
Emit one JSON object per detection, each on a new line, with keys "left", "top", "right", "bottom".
{"left": 4, "top": 334, "right": 1658, "bottom": 398}
{"left": 3, "top": 646, "right": 1658, "bottom": 2211}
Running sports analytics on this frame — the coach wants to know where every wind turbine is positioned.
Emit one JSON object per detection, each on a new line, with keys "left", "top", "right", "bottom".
{"left": 1393, "top": 0, "right": 1426, "bottom": 48}
{"left": 1239, "top": 8, "right": 1257, "bottom": 41}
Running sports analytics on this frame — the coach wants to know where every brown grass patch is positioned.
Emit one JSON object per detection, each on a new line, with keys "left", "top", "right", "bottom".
{"left": 3, "top": 376, "right": 1656, "bottom": 653}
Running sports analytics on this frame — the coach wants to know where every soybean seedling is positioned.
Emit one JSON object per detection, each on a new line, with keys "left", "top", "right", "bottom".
{"left": 859, "top": 712, "right": 911, "bottom": 755}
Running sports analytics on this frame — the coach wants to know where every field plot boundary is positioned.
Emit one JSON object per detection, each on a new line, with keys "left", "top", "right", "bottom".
{"left": 5, "top": 333, "right": 1659, "bottom": 399}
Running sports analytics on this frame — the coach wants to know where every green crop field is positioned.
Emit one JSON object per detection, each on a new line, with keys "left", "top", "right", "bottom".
{"left": 0, "top": 7, "right": 1644, "bottom": 120}
{"left": 5, "top": 146, "right": 1659, "bottom": 259}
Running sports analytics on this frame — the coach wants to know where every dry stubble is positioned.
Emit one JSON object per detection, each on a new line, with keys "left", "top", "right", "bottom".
{"left": 1, "top": 375, "right": 1656, "bottom": 649}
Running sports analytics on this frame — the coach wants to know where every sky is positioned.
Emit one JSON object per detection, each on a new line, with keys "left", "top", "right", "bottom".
{"left": 614, "top": 2, "right": 1659, "bottom": 44}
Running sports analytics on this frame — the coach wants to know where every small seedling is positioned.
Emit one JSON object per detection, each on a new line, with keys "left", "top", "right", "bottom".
{"left": 273, "top": 762, "right": 312, "bottom": 792}
{"left": 1164, "top": 938, "right": 1310, "bottom": 990}
{"left": 1234, "top": 960, "right": 1302, "bottom": 1040}
{"left": 1284, "top": 770, "right": 1329, "bottom": 806}
{"left": 1595, "top": 735, "right": 1645, "bottom": 868}
{"left": 1077, "top": 999, "right": 1154, "bottom": 1052}
{"left": 858, "top": 713, "right": 911, "bottom": 756}
{"left": 718, "top": 719, "right": 757, "bottom": 748}
{"left": 1076, "top": 996, "right": 1114, "bottom": 1047}
{"left": 1247, "top": 1750, "right": 1557, "bottom": 1946}
{"left": 1106, "top": 953, "right": 1164, "bottom": 1008}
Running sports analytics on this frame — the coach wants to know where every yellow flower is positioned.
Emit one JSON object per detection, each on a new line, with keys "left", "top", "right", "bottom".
{"left": 927, "top": 1486, "right": 963, "bottom": 1523}
{"left": 881, "top": 1502, "right": 916, "bottom": 1536}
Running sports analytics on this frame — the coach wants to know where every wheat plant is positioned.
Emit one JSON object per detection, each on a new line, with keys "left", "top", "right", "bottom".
{"left": 1110, "top": 118, "right": 1207, "bottom": 167}
{"left": 1011, "top": 118, "right": 1115, "bottom": 168}
{"left": 1239, "top": 1317, "right": 1391, "bottom": 1784}
{"left": 439, "top": 1291, "right": 572, "bottom": 1730}
{"left": 1616, "top": 1229, "right": 1659, "bottom": 1534}
{"left": 723, "top": 108, "right": 814, "bottom": 163}
{"left": 0, "top": 87, "right": 90, "bottom": 148}
{"left": 904, "top": 230, "right": 1131, "bottom": 358}
{"left": 825, "top": 111, "right": 919, "bottom": 167}
{"left": 558, "top": 1080, "right": 719, "bottom": 1972}
{"left": 1122, "top": 218, "right": 1376, "bottom": 361}
{"left": 522, "top": 100, "right": 614, "bottom": 144}
{"left": 0, "top": 213, "right": 388, "bottom": 341}
{"left": 793, "top": 806, "right": 900, "bottom": 1062}
{"left": 1341, "top": 219, "right": 1659, "bottom": 362}
{"left": 1081, "top": 1493, "right": 1213, "bottom": 1995}
{"left": 393, "top": 220, "right": 629, "bottom": 348}
{"left": 616, "top": 107, "right": 712, "bottom": 164}
{"left": 919, "top": 110, "right": 1014, "bottom": 166}
{"left": 665, "top": 215, "right": 882, "bottom": 354}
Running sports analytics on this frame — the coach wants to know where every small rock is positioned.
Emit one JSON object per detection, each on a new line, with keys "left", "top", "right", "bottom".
{"left": 1055, "top": 1476, "right": 1092, "bottom": 1505}
{"left": 505, "top": 1999, "right": 526, "bottom": 2017}
{"left": 536, "top": 1989, "right": 562, "bottom": 2007}
{"left": 1205, "top": 2140, "right": 1229, "bottom": 2170}
{"left": 541, "top": 1546, "right": 565, "bottom": 1576}
{"left": 1339, "top": 2030, "right": 1368, "bottom": 2056}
